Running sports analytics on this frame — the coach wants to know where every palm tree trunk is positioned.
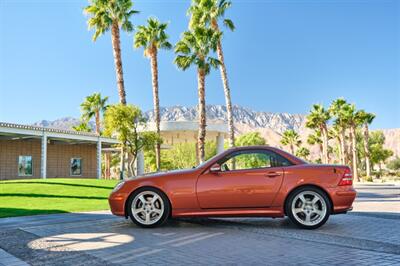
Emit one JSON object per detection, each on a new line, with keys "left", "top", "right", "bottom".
{"left": 216, "top": 39, "right": 235, "bottom": 148}
{"left": 111, "top": 22, "right": 127, "bottom": 105}
{"left": 197, "top": 69, "right": 206, "bottom": 163}
{"left": 318, "top": 143, "right": 323, "bottom": 162}
{"left": 150, "top": 49, "right": 161, "bottom": 171}
{"left": 363, "top": 123, "right": 371, "bottom": 178}
{"left": 340, "top": 128, "right": 346, "bottom": 164}
{"left": 350, "top": 125, "right": 359, "bottom": 181}
{"left": 337, "top": 136, "right": 343, "bottom": 164}
{"left": 321, "top": 125, "right": 329, "bottom": 164}
{"left": 290, "top": 144, "right": 294, "bottom": 155}
{"left": 95, "top": 110, "right": 100, "bottom": 135}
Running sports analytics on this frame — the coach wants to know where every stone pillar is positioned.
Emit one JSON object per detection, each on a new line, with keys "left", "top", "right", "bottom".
{"left": 41, "top": 132, "right": 47, "bottom": 179}
{"left": 97, "top": 139, "right": 102, "bottom": 179}
{"left": 136, "top": 149, "right": 144, "bottom": 176}
{"left": 216, "top": 133, "right": 225, "bottom": 154}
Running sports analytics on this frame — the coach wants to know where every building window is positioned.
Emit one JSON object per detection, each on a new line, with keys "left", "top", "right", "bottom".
{"left": 18, "top": 156, "right": 33, "bottom": 176}
{"left": 70, "top": 158, "right": 82, "bottom": 176}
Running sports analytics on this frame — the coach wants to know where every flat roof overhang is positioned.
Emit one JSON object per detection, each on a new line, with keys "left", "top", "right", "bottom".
{"left": 0, "top": 122, "right": 119, "bottom": 145}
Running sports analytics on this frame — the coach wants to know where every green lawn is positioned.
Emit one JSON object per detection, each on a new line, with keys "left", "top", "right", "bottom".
{"left": 0, "top": 178, "right": 119, "bottom": 218}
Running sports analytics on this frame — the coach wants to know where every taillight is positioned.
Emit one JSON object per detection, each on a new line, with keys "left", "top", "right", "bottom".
{"left": 338, "top": 168, "right": 353, "bottom": 186}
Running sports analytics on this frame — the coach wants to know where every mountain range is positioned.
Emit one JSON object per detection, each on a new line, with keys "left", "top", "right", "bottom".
{"left": 32, "top": 105, "right": 399, "bottom": 158}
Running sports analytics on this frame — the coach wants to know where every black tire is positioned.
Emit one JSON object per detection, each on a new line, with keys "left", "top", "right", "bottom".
{"left": 127, "top": 187, "right": 171, "bottom": 228}
{"left": 285, "top": 186, "right": 331, "bottom": 229}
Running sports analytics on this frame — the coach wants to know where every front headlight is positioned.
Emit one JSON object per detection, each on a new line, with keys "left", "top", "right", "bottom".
{"left": 112, "top": 181, "right": 125, "bottom": 192}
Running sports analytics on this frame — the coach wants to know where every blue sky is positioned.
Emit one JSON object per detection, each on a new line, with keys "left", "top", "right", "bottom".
{"left": 0, "top": 0, "right": 399, "bottom": 129}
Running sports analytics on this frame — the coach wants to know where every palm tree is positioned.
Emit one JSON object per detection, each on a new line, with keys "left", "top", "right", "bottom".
{"left": 84, "top": 0, "right": 138, "bottom": 105}
{"left": 80, "top": 92, "right": 109, "bottom": 134}
{"left": 328, "top": 124, "right": 343, "bottom": 163}
{"left": 72, "top": 122, "right": 92, "bottom": 132}
{"left": 174, "top": 27, "right": 221, "bottom": 163}
{"left": 307, "top": 130, "right": 323, "bottom": 163}
{"left": 342, "top": 104, "right": 364, "bottom": 181}
{"left": 329, "top": 98, "right": 349, "bottom": 165}
{"left": 358, "top": 110, "right": 375, "bottom": 178}
{"left": 188, "top": 0, "right": 236, "bottom": 149}
{"left": 306, "top": 104, "right": 331, "bottom": 164}
{"left": 134, "top": 17, "right": 172, "bottom": 171}
{"left": 280, "top": 129, "right": 302, "bottom": 154}
{"left": 296, "top": 147, "right": 310, "bottom": 161}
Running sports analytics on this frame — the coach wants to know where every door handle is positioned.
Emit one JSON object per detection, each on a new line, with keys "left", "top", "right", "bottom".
{"left": 265, "top": 172, "right": 281, "bottom": 178}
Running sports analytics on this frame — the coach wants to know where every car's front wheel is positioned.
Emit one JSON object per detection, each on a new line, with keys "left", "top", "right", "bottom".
{"left": 286, "top": 187, "right": 331, "bottom": 229}
{"left": 127, "top": 188, "right": 170, "bottom": 228}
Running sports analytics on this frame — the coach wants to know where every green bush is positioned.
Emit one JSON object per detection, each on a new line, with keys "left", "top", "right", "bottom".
{"left": 387, "top": 157, "right": 400, "bottom": 170}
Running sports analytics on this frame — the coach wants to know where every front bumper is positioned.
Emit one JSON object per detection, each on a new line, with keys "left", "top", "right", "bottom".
{"left": 108, "top": 192, "right": 128, "bottom": 216}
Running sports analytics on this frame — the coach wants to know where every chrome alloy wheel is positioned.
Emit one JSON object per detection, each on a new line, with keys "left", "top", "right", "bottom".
{"left": 131, "top": 191, "right": 164, "bottom": 225}
{"left": 291, "top": 191, "right": 327, "bottom": 226}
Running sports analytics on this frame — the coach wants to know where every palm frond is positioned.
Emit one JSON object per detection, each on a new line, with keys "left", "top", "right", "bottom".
{"left": 208, "top": 57, "right": 221, "bottom": 69}
{"left": 174, "top": 55, "right": 195, "bottom": 70}
{"left": 84, "top": 0, "right": 138, "bottom": 39}
{"left": 223, "top": 19, "right": 235, "bottom": 31}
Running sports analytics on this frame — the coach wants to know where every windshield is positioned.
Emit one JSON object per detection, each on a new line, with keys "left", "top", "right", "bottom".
{"left": 196, "top": 153, "right": 221, "bottom": 168}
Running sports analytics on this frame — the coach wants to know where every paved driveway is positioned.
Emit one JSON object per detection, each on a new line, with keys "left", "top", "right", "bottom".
{"left": 0, "top": 184, "right": 398, "bottom": 265}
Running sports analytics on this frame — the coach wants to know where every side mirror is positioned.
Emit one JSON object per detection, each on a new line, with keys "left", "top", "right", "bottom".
{"left": 209, "top": 163, "right": 221, "bottom": 173}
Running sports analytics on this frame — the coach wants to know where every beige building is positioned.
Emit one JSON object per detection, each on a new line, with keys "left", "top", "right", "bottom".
{"left": 0, "top": 121, "right": 228, "bottom": 180}
{"left": 0, "top": 122, "right": 118, "bottom": 180}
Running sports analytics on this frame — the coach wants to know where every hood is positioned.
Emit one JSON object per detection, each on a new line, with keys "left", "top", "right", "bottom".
{"left": 127, "top": 168, "right": 197, "bottom": 180}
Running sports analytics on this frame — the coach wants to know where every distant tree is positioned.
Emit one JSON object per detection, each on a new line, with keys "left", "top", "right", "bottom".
{"left": 387, "top": 157, "right": 400, "bottom": 170}
{"left": 157, "top": 141, "right": 217, "bottom": 171}
{"left": 328, "top": 125, "right": 341, "bottom": 162}
{"left": 280, "top": 129, "right": 302, "bottom": 154}
{"left": 329, "top": 98, "right": 350, "bottom": 164}
{"left": 235, "top": 132, "right": 267, "bottom": 146}
{"left": 84, "top": 0, "right": 138, "bottom": 104}
{"left": 342, "top": 104, "right": 364, "bottom": 181}
{"left": 296, "top": 147, "right": 310, "bottom": 160}
{"left": 307, "top": 130, "right": 323, "bottom": 163}
{"left": 369, "top": 131, "right": 394, "bottom": 173}
{"left": 80, "top": 92, "right": 108, "bottom": 134}
{"left": 72, "top": 122, "right": 92, "bottom": 132}
{"left": 104, "top": 104, "right": 160, "bottom": 177}
{"left": 306, "top": 104, "right": 331, "bottom": 164}
{"left": 134, "top": 17, "right": 172, "bottom": 171}
{"left": 357, "top": 110, "right": 375, "bottom": 178}
{"left": 188, "top": 0, "right": 236, "bottom": 150}
{"left": 174, "top": 27, "right": 221, "bottom": 163}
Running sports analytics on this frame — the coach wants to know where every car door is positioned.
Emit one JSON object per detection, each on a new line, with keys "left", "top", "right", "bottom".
{"left": 196, "top": 150, "right": 286, "bottom": 209}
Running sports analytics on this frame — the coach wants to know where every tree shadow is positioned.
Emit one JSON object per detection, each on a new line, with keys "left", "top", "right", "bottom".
{"left": 0, "top": 181, "right": 115, "bottom": 190}
{"left": 356, "top": 191, "right": 399, "bottom": 198}
{"left": 348, "top": 211, "right": 400, "bottom": 220}
{"left": 0, "top": 193, "right": 108, "bottom": 200}
{"left": 0, "top": 208, "right": 69, "bottom": 219}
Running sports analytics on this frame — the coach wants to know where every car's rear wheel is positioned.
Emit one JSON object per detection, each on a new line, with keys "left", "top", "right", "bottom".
{"left": 127, "top": 187, "right": 170, "bottom": 228}
{"left": 286, "top": 187, "right": 331, "bottom": 229}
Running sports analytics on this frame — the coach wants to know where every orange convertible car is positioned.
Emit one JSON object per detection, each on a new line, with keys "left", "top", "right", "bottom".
{"left": 109, "top": 146, "right": 356, "bottom": 229}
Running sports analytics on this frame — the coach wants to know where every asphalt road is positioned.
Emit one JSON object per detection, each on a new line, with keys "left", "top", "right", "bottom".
{"left": 352, "top": 184, "right": 399, "bottom": 218}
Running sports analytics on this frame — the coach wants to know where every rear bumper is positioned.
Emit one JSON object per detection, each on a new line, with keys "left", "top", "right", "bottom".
{"left": 331, "top": 187, "right": 357, "bottom": 214}
{"left": 108, "top": 192, "right": 128, "bottom": 216}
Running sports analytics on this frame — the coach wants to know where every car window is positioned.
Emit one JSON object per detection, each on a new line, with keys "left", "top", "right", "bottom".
{"left": 219, "top": 150, "right": 292, "bottom": 172}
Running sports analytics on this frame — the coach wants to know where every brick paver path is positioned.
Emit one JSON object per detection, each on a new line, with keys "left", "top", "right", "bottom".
{"left": 0, "top": 184, "right": 398, "bottom": 265}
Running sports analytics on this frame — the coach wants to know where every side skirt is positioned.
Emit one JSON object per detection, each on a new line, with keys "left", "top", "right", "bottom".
{"left": 172, "top": 207, "right": 285, "bottom": 218}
